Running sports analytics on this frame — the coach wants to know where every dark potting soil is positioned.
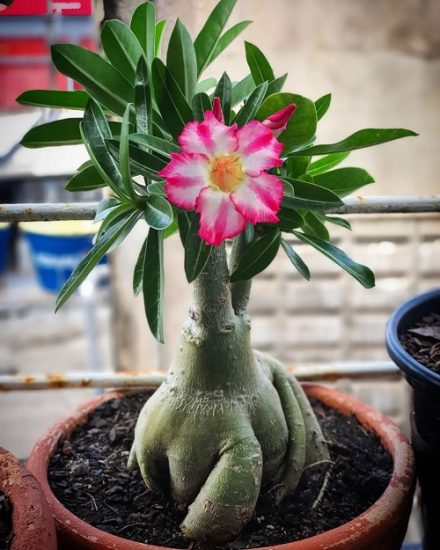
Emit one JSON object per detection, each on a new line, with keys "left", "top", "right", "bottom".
{"left": 400, "top": 312, "right": 440, "bottom": 375}
{"left": 48, "top": 391, "right": 392, "bottom": 549}
{"left": 0, "top": 492, "right": 13, "bottom": 550}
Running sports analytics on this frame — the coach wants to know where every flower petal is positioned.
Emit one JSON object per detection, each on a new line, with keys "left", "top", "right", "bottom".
{"left": 236, "top": 121, "right": 284, "bottom": 176}
{"left": 231, "top": 172, "right": 283, "bottom": 224}
{"left": 212, "top": 97, "right": 225, "bottom": 123}
{"left": 263, "top": 103, "right": 296, "bottom": 137}
{"left": 161, "top": 152, "right": 209, "bottom": 210}
{"left": 196, "top": 188, "right": 246, "bottom": 246}
{"left": 178, "top": 111, "right": 237, "bottom": 156}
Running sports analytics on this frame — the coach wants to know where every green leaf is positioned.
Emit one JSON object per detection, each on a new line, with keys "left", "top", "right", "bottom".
{"left": 56, "top": 212, "right": 139, "bottom": 311}
{"left": 167, "top": 19, "right": 197, "bottom": 100}
{"left": 234, "top": 81, "right": 268, "bottom": 126}
{"left": 21, "top": 118, "right": 89, "bottom": 148}
{"left": 119, "top": 104, "right": 135, "bottom": 200}
{"left": 324, "top": 215, "right": 352, "bottom": 231}
{"left": 244, "top": 222, "right": 254, "bottom": 244}
{"left": 290, "top": 128, "right": 418, "bottom": 156}
{"left": 101, "top": 20, "right": 144, "bottom": 84}
{"left": 283, "top": 156, "right": 310, "bottom": 179}
{"left": 294, "top": 231, "right": 375, "bottom": 288}
{"left": 277, "top": 207, "right": 304, "bottom": 232}
{"left": 178, "top": 210, "right": 193, "bottom": 246}
{"left": 17, "top": 89, "right": 88, "bottom": 110}
{"left": 135, "top": 56, "right": 152, "bottom": 134}
{"left": 302, "top": 212, "right": 330, "bottom": 241}
{"left": 151, "top": 58, "right": 193, "bottom": 139}
{"left": 81, "top": 100, "right": 125, "bottom": 196}
{"left": 245, "top": 41, "right": 274, "bottom": 85}
{"left": 257, "top": 92, "right": 317, "bottom": 154}
{"left": 315, "top": 93, "right": 331, "bottom": 121}
{"left": 192, "top": 92, "right": 211, "bottom": 121}
{"left": 313, "top": 167, "right": 374, "bottom": 197}
{"left": 282, "top": 177, "right": 343, "bottom": 211}
{"left": 107, "top": 140, "right": 167, "bottom": 179}
{"left": 148, "top": 181, "right": 165, "bottom": 196}
{"left": 266, "top": 74, "right": 287, "bottom": 98}
{"left": 94, "top": 197, "right": 120, "bottom": 223}
{"left": 231, "top": 74, "right": 255, "bottom": 107}
{"left": 143, "top": 228, "right": 164, "bottom": 342}
{"left": 281, "top": 239, "right": 310, "bottom": 280}
{"left": 130, "top": 134, "right": 179, "bottom": 156}
{"left": 196, "top": 78, "right": 217, "bottom": 94}
{"left": 133, "top": 238, "right": 147, "bottom": 296}
{"left": 307, "top": 152, "right": 350, "bottom": 177}
{"left": 96, "top": 203, "right": 134, "bottom": 239}
{"left": 184, "top": 215, "right": 213, "bottom": 283}
{"left": 65, "top": 162, "right": 106, "bottom": 192}
{"left": 144, "top": 194, "right": 173, "bottom": 230}
{"left": 130, "top": 1, "right": 156, "bottom": 65}
{"left": 210, "top": 20, "right": 252, "bottom": 66}
{"left": 154, "top": 20, "right": 167, "bottom": 57}
{"left": 230, "top": 230, "right": 281, "bottom": 282}
{"left": 51, "top": 44, "right": 134, "bottom": 116}
{"left": 194, "top": 0, "right": 237, "bottom": 75}
{"left": 163, "top": 214, "right": 179, "bottom": 239}
{"left": 213, "top": 72, "right": 232, "bottom": 124}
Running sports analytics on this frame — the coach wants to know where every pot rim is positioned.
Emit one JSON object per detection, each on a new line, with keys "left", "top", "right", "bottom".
{"left": 386, "top": 287, "right": 440, "bottom": 390}
{"left": 0, "top": 447, "right": 57, "bottom": 550}
{"left": 27, "top": 383, "right": 415, "bottom": 550}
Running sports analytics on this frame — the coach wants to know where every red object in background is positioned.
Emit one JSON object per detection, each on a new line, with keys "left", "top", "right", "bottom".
{"left": 0, "top": 0, "right": 47, "bottom": 15}
{"left": 52, "top": 0, "right": 92, "bottom": 16}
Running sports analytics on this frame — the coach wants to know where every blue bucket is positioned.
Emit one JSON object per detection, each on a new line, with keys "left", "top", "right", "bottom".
{"left": 0, "top": 224, "right": 11, "bottom": 275}
{"left": 22, "top": 222, "right": 106, "bottom": 293}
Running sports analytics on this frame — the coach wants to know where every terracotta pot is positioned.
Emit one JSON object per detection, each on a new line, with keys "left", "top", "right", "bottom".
{"left": 0, "top": 447, "right": 57, "bottom": 550}
{"left": 27, "top": 384, "right": 415, "bottom": 550}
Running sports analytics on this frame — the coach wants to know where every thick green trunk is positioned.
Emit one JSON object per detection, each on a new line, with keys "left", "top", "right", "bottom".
{"left": 129, "top": 242, "right": 330, "bottom": 543}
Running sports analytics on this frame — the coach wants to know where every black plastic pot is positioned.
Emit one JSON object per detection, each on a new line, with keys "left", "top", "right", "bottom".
{"left": 386, "top": 288, "right": 440, "bottom": 550}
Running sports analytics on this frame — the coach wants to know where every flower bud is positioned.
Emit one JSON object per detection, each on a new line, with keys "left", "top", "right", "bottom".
{"left": 263, "top": 103, "right": 296, "bottom": 137}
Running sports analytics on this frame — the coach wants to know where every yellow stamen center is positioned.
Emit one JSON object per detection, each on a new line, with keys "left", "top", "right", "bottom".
{"left": 209, "top": 154, "right": 244, "bottom": 193}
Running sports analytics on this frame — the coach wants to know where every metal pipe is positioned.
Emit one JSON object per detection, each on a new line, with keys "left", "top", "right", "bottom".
{"left": 0, "top": 362, "right": 400, "bottom": 391}
{"left": 0, "top": 196, "right": 439, "bottom": 222}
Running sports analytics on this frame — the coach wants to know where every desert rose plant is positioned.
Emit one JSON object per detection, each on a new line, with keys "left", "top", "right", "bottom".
{"left": 19, "top": 0, "right": 416, "bottom": 543}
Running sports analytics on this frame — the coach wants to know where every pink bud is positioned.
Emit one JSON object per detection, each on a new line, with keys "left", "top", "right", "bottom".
{"left": 212, "top": 97, "right": 225, "bottom": 124}
{"left": 263, "top": 103, "right": 296, "bottom": 137}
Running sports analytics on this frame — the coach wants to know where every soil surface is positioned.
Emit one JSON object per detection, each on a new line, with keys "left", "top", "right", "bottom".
{"left": 49, "top": 391, "right": 392, "bottom": 549}
{"left": 401, "top": 312, "right": 440, "bottom": 375}
{"left": 0, "top": 492, "right": 12, "bottom": 550}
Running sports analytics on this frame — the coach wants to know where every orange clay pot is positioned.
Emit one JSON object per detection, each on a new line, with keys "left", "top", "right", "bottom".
{"left": 27, "top": 384, "right": 415, "bottom": 550}
{"left": 0, "top": 447, "right": 57, "bottom": 550}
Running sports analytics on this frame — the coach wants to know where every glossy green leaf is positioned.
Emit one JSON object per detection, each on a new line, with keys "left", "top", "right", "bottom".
{"left": 148, "top": 181, "right": 166, "bottom": 196}
{"left": 56, "top": 212, "right": 139, "bottom": 311}
{"left": 293, "top": 231, "right": 375, "bottom": 288}
{"left": 283, "top": 156, "right": 310, "bottom": 179}
{"left": 194, "top": 0, "right": 237, "bottom": 75}
{"left": 281, "top": 239, "right": 310, "bottom": 280}
{"left": 107, "top": 140, "right": 167, "bottom": 179}
{"left": 101, "top": 20, "right": 144, "bottom": 84}
{"left": 17, "top": 90, "right": 88, "bottom": 110}
{"left": 51, "top": 44, "right": 134, "bottom": 116}
{"left": 210, "top": 20, "right": 252, "bottom": 66}
{"left": 313, "top": 167, "right": 374, "bottom": 197}
{"left": 21, "top": 118, "right": 88, "bottom": 148}
{"left": 192, "top": 92, "right": 211, "bottom": 121}
{"left": 178, "top": 210, "right": 193, "bottom": 246}
{"left": 144, "top": 194, "right": 173, "bottom": 230}
{"left": 302, "top": 212, "right": 330, "bottom": 241}
{"left": 65, "top": 162, "right": 106, "bottom": 192}
{"left": 315, "top": 93, "right": 331, "bottom": 121}
{"left": 167, "top": 19, "right": 197, "bottom": 100}
{"left": 119, "top": 104, "right": 135, "bottom": 200}
{"left": 244, "top": 222, "right": 254, "bottom": 244}
{"left": 96, "top": 203, "right": 135, "bottom": 240}
{"left": 130, "top": 1, "right": 156, "bottom": 65}
{"left": 94, "top": 197, "right": 120, "bottom": 223}
{"left": 143, "top": 228, "right": 164, "bottom": 342}
{"left": 130, "top": 134, "right": 179, "bottom": 156}
{"left": 81, "top": 100, "right": 125, "bottom": 196}
{"left": 196, "top": 78, "right": 217, "bottom": 94}
{"left": 234, "top": 81, "right": 268, "bottom": 126}
{"left": 184, "top": 214, "right": 213, "bottom": 283}
{"left": 257, "top": 93, "right": 317, "bottom": 154}
{"left": 163, "top": 214, "right": 179, "bottom": 239}
{"left": 282, "top": 177, "right": 343, "bottom": 211}
{"left": 133, "top": 238, "right": 147, "bottom": 296}
{"left": 245, "top": 41, "right": 274, "bottom": 85}
{"left": 213, "top": 72, "right": 232, "bottom": 124}
{"left": 154, "top": 20, "right": 167, "bottom": 57}
{"left": 231, "top": 74, "right": 255, "bottom": 107}
{"left": 151, "top": 58, "right": 193, "bottom": 139}
{"left": 266, "top": 74, "right": 287, "bottom": 98}
{"left": 289, "top": 128, "right": 418, "bottom": 157}
{"left": 324, "top": 215, "right": 352, "bottom": 231}
{"left": 230, "top": 230, "right": 281, "bottom": 282}
{"left": 307, "top": 152, "right": 350, "bottom": 177}
{"left": 277, "top": 207, "right": 304, "bottom": 232}
{"left": 135, "top": 57, "right": 152, "bottom": 134}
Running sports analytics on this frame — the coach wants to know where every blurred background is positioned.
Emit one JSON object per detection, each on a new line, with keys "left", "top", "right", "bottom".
{"left": 0, "top": 0, "right": 439, "bottom": 485}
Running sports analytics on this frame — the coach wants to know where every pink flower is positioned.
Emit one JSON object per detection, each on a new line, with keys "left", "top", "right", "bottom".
{"left": 263, "top": 104, "right": 296, "bottom": 137}
{"left": 159, "top": 104, "right": 285, "bottom": 246}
